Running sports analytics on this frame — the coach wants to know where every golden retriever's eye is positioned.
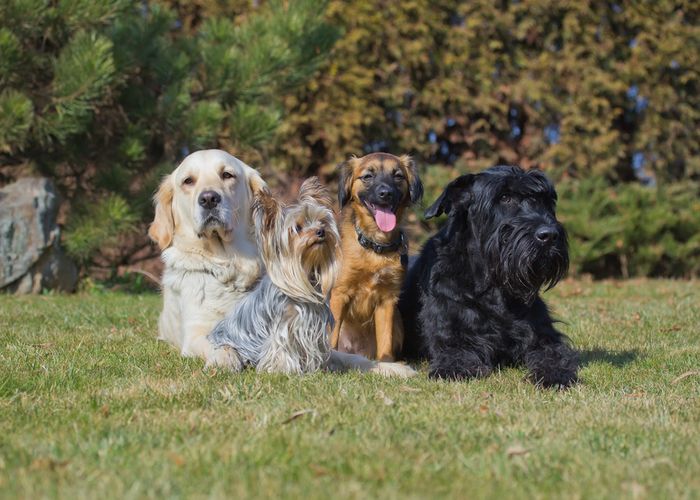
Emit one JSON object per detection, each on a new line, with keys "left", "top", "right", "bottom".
{"left": 183, "top": 177, "right": 194, "bottom": 186}
{"left": 222, "top": 171, "right": 236, "bottom": 180}
{"left": 500, "top": 194, "right": 511, "bottom": 203}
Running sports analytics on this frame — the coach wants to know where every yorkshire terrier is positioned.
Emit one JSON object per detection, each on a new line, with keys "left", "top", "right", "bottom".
{"left": 206, "top": 177, "right": 417, "bottom": 377}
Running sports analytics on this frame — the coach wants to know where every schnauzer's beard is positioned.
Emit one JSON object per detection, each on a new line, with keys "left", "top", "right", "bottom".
{"left": 483, "top": 218, "right": 569, "bottom": 304}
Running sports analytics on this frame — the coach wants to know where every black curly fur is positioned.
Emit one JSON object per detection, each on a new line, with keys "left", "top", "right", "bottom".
{"left": 399, "top": 166, "right": 579, "bottom": 388}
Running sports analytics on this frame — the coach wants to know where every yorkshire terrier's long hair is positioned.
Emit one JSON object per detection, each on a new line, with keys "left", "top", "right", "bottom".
{"left": 207, "top": 177, "right": 342, "bottom": 374}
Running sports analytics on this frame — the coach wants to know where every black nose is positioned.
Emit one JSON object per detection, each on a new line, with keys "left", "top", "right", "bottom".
{"left": 198, "top": 190, "right": 221, "bottom": 210}
{"left": 316, "top": 228, "right": 326, "bottom": 238}
{"left": 376, "top": 184, "right": 394, "bottom": 204}
{"left": 536, "top": 226, "right": 560, "bottom": 246}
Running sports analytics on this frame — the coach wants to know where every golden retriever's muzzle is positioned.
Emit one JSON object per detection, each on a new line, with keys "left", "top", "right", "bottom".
{"left": 196, "top": 189, "right": 230, "bottom": 236}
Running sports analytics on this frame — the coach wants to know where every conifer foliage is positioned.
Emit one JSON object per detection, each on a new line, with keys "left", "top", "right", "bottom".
{"left": 0, "top": 0, "right": 337, "bottom": 266}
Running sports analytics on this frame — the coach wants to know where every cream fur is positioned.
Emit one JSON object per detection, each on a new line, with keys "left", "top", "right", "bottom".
{"left": 149, "top": 149, "right": 267, "bottom": 360}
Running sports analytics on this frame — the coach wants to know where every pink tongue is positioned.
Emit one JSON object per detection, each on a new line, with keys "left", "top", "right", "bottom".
{"left": 374, "top": 205, "right": 396, "bottom": 232}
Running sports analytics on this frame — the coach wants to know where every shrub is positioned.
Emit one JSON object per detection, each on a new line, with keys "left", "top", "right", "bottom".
{"left": 273, "top": 0, "right": 700, "bottom": 185}
{"left": 557, "top": 179, "right": 700, "bottom": 279}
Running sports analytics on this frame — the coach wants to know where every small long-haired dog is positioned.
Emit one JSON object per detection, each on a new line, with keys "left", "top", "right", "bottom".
{"left": 207, "top": 177, "right": 417, "bottom": 378}
{"left": 330, "top": 153, "right": 423, "bottom": 362}
{"left": 149, "top": 149, "right": 267, "bottom": 361}
{"left": 400, "top": 166, "right": 579, "bottom": 388}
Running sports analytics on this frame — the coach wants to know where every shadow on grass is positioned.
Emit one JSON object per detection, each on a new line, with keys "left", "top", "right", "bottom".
{"left": 578, "top": 347, "right": 640, "bottom": 367}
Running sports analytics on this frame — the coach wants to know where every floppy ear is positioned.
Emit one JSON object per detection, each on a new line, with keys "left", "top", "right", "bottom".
{"left": 399, "top": 155, "right": 424, "bottom": 205}
{"left": 246, "top": 167, "right": 268, "bottom": 199}
{"left": 298, "top": 176, "right": 333, "bottom": 212}
{"left": 336, "top": 157, "right": 357, "bottom": 209}
{"left": 251, "top": 186, "right": 281, "bottom": 239}
{"left": 424, "top": 174, "right": 475, "bottom": 220}
{"left": 148, "top": 175, "right": 175, "bottom": 250}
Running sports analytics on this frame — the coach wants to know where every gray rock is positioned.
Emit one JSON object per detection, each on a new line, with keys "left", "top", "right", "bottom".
{"left": 0, "top": 178, "right": 78, "bottom": 294}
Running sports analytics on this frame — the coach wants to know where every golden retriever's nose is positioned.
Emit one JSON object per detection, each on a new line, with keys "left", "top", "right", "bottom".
{"left": 199, "top": 191, "right": 221, "bottom": 210}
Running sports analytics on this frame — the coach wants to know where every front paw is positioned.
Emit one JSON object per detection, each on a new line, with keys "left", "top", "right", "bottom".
{"left": 429, "top": 362, "right": 490, "bottom": 381}
{"left": 525, "top": 343, "right": 580, "bottom": 389}
{"left": 528, "top": 370, "right": 578, "bottom": 389}
{"left": 371, "top": 362, "right": 418, "bottom": 378}
{"left": 205, "top": 345, "right": 243, "bottom": 372}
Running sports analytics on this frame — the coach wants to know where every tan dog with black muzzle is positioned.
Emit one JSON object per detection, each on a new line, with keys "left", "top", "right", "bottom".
{"left": 330, "top": 152, "right": 423, "bottom": 362}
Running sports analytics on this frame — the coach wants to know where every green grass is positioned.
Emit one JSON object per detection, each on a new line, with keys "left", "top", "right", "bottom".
{"left": 1, "top": 279, "right": 699, "bottom": 499}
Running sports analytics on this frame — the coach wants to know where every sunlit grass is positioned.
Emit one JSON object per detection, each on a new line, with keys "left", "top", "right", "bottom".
{"left": 1, "top": 279, "right": 698, "bottom": 499}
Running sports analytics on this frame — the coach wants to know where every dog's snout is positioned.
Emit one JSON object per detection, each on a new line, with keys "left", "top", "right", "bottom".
{"left": 198, "top": 190, "right": 221, "bottom": 210}
{"left": 316, "top": 228, "right": 326, "bottom": 239}
{"left": 376, "top": 184, "right": 394, "bottom": 203}
{"left": 536, "top": 226, "right": 560, "bottom": 245}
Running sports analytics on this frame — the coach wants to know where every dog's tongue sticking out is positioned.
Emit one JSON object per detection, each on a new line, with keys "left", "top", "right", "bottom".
{"left": 375, "top": 205, "right": 396, "bottom": 232}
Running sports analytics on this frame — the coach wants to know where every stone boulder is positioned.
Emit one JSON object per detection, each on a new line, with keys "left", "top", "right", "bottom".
{"left": 0, "top": 178, "right": 78, "bottom": 294}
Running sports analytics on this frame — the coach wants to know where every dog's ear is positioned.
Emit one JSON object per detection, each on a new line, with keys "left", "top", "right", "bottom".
{"left": 148, "top": 175, "right": 176, "bottom": 250}
{"left": 399, "top": 155, "right": 424, "bottom": 205}
{"left": 298, "top": 176, "right": 334, "bottom": 212}
{"left": 424, "top": 174, "right": 475, "bottom": 219}
{"left": 246, "top": 167, "right": 268, "bottom": 198}
{"left": 336, "top": 157, "right": 357, "bottom": 209}
{"left": 251, "top": 186, "right": 280, "bottom": 238}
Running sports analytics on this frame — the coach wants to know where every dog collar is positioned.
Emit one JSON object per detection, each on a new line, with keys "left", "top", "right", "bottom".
{"left": 354, "top": 225, "right": 409, "bottom": 268}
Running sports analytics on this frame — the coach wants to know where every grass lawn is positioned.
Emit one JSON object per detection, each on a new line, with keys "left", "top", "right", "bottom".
{"left": 1, "top": 278, "right": 699, "bottom": 499}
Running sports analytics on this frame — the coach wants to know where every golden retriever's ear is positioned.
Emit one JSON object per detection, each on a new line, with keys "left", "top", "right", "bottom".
{"left": 148, "top": 176, "right": 175, "bottom": 250}
{"left": 251, "top": 187, "right": 280, "bottom": 239}
{"left": 336, "top": 156, "right": 358, "bottom": 209}
{"left": 400, "top": 154, "right": 424, "bottom": 206}
{"left": 298, "top": 176, "right": 333, "bottom": 212}
{"left": 246, "top": 168, "right": 268, "bottom": 198}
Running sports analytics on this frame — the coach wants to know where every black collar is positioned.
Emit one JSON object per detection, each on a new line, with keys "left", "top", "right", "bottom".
{"left": 354, "top": 225, "right": 404, "bottom": 253}
{"left": 354, "top": 224, "right": 409, "bottom": 268}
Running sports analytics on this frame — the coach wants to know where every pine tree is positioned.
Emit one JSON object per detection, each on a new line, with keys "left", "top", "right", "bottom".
{"left": 0, "top": 0, "right": 337, "bottom": 268}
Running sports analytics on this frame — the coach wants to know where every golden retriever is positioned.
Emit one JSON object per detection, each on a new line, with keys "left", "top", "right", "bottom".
{"left": 149, "top": 149, "right": 267, "bottom": 360}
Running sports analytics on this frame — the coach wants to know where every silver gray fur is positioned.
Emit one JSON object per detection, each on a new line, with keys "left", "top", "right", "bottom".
{"left": 208, "top": 274, "right": 332, "bottom": 374}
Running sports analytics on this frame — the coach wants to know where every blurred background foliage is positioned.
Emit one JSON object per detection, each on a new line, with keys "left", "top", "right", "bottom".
{"left": 1, "top": 0, "right": 699, "bottom": 281}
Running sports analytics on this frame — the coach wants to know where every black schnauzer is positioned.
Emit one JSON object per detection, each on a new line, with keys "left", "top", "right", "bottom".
{"left": 399, "top": 165, "right": 579, "bottom": 388}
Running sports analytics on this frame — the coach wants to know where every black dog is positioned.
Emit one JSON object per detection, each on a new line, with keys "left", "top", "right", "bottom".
{"left": 399, "top": 165, "right": 579, "bottom": 388}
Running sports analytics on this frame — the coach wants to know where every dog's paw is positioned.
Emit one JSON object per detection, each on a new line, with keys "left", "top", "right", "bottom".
{"left": 529, "top": 370, "right": 578, "bottom": 389}
{"left": 205, "top": 345, "right": 243, "bottom": 372}
{"left": 370, "top": 362, "right": 418, "bottom": 378}
{"left": 429, "top": 363, "right": 490, "bottom": 381}
{"left": 429, "top": 367, "right": 466, "bottom": 381}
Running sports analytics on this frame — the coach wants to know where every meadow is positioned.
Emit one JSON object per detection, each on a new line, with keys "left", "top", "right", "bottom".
{"left": 1, "top": 278, "right": 698, "bottom": 499}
